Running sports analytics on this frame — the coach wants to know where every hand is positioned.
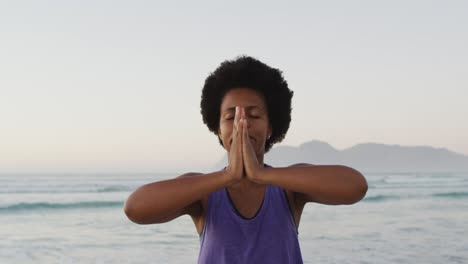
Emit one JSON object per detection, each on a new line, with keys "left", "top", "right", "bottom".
{"left": 241, "top": 114, "right": 265, "bottom": 183}
{"left": 224, "top": 106, "right": 245, "bottom": 185}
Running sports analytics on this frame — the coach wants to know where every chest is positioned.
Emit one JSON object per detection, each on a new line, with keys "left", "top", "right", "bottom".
{"left": 226, "top": 187, "right": 266, "bottom": 219}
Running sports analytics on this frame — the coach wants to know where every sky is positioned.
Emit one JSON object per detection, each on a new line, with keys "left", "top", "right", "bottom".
{"left": 1, "top": 0, "right": 467, "bottom": 173}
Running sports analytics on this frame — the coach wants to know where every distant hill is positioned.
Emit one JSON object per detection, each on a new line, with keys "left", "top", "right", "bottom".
{"left": 214, "top": 140, "right": 468, "bottom": 173}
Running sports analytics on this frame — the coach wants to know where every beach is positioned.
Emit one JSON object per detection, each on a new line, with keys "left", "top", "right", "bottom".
{"left": 1, "top": 171, "right": 467, "bottom": 263}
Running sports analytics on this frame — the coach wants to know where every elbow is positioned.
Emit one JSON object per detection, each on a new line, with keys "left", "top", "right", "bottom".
{"left": 344, "top": 169, "right": 369, "bottom": 205}
{"left": 123, "top": 194, "right": 150, "bottom": 225}
{"left": 342, "top": 183, "right": 367, "bottom": 205}
{"left": 354, "top": 180, "right": 368, "bottom": 203}
{"left": 123, "top": 199, "right": 141, "bottom": 224}
{"left": 124, "top": 203, "right": 153, "bottom": 225}
{"left": 123, "top": 190, "right": 169, "bottom": 225}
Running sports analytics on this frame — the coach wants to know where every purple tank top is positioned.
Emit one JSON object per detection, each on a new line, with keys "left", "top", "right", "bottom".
{"left": 198, "top": 166, "right": 303, "bottom": 264}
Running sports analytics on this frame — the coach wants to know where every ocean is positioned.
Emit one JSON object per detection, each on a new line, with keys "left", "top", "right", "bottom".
{"left": 1, "top": 171, "right": 467, "bottom": 263}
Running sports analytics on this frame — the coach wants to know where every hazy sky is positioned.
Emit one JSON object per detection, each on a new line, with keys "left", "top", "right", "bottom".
{"left": 1, "top": 1, "right": 467, "bottom": 173}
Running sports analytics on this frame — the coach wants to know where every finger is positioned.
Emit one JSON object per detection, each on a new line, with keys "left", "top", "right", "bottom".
{"left": 231, "top": 117, "right": 243, "bottom": 168}
{"left": 241, "top": 118, "right": 245, "bottom": 138}
{"left": 236, "top": 115, "right": 242, "bottom": 140}
{"left": 242, "top": 118, "right": 257, "bottom": 170}
{"left": 242, "top": 118, "right": 249, "bottom": 148}
{"left": 238, "top": 118, "right": 243, "bottom": 153}
{"left": 232, "top": 114, "right": 242, "bottom": 149}
{"left": 234, "top": 106, "right": 240, "bottom": 131}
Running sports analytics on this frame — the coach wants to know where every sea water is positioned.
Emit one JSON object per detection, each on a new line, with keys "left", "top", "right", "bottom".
{"left": 1, "top": 171, "right": 467, "bottom": 263}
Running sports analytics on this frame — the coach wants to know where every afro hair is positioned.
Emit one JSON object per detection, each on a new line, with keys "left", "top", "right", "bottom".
{"left": 200, "top": 55, "right": 293, "bottom": 153}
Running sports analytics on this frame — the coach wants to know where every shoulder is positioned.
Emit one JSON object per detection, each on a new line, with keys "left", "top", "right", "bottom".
{"left": 177, "top": 172, "right": 210, "bottom": 236}
{"left": 177, "top": 172, "right": 205, "bottom": 217}
{"left": 287, "top": 163, "right": 314, "bottom": 206}
{"left": 265, "top": 163, "right": 312, "bottom": 169}
{"left": 288, "top": 163, "right": 313, "bottom": 167}
{"left": 275, "top": 163, "right": 314, "bottom": 227}
{"left": 177, "top": 172, "right": 203, "bottom": 178}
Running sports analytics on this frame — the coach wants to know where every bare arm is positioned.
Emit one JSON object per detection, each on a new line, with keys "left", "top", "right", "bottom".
{"left": 258, "top": 163, "right": 368, "bottom": 206}
{"left": 238, "top": 110, "right": 367, "bottom": 206}
{"left": 124, "top": 106, "right": 247, "bottom": 225}
{"left": 124, "top": 170, "right": 231, "bottom": 224}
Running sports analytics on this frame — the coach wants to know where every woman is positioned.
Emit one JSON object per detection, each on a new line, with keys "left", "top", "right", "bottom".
{"left": 124, "top": 56, "right": 368, "bottom": 263}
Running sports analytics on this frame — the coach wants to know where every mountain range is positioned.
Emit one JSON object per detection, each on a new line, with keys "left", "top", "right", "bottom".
{"left": 214, "top": 140, "right": 468, "bottom": 173}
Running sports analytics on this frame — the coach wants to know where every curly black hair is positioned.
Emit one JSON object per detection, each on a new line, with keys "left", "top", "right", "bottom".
{"left": 200, "top": 55, "right": 293, "bottom": 153}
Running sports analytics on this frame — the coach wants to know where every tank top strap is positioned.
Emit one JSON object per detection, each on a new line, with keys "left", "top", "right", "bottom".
{"left": 268, "top": 184, "right": 299, "bottom": 234}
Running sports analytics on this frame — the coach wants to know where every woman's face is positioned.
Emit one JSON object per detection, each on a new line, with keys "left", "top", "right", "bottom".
{"left": 218, "top": 88, "right": 271, "bottom": 156}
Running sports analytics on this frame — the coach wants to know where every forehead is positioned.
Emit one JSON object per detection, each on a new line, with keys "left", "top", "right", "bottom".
{"left": 220, "top": 88, "right": 267, "bottom": 111}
